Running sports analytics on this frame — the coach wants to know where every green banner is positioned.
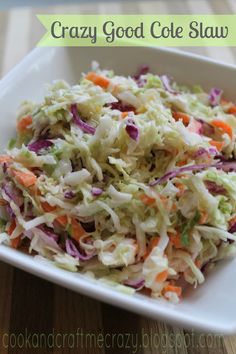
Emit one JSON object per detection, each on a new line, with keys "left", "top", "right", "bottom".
{"left": 37, "top": 15, "right": 236, "bottom": 47}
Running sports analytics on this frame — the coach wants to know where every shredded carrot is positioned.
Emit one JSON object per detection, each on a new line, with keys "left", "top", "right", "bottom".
{"left": 199, "top": 211, "right": 208, "bottom": 225}
{"left": 41, "top": 202, "right": 57, "bottom": 212}
{"left": 172, "top": 111, "right": 190, "bottom": 126}
{"left": 11, "top": 236, "right": 21, "bottom": 249}
{"left": 221, "top": 98, "right": 230, "bottom": 105}
{"left": 0, "top": 155, "right": 12, "bottom": 164}
{"left": 211, "top": 119, "right": 233, "bottom": 139}
{"left": 195, "top": 259, "right": 201, "bottom": 269}
{"left": 7, "top": 219, "right": 16, "bottom": 236}
{"left": 143, "top": 236, "right": 160, "bottom": 260}
{"left": 171, "top": 203, "right": 177, "bottom": 212}
{"left": 140, "top": 194, "right": 168, "bottom": 208}
{"left": 12, "top": 169, "right": 37, "bottom": 187}
{"left": 7, "top": 220, "right": 21, "bottom": 248}
{"left": 155, "top": 270, "right": 168, "bottom": 283}
{"left": 150, "top": 236, "right": 160, "bottom": 249}
{"left": 36, "top": 188, "right": 42, "bottom": 196}
{"left": 0, "top": 198, "right": 7, "bottom": 206}
{"left": 209, "top": 140, "right": 224, "bottom": 152}
{"left": 175, "top": 182, "right": 185, "bottom": 197}
{"left": 71, "top": 218, "right": 86, "bottom": 243}
{"left": 140, "top": 194, "right": 156, "bottom": 206}
{"left": 85, "top": 72, "right": 110, "bottom": 89}
{"left": 17, "top": 115, "right": 32, "bottom": 132}
{"left": 228, "top": 105, "right": 236, "bottom": 115}
{"left": 229, "top": 215, "right": 236, "bottom": 227}
{"left": 56, "top": 215, "right": 68, "bottom": 227}
{"left": 159, "top": 195, "right": 169, "bottom": 208}
{"left": 164, "top": 284, "right": 182, "bottom": 297}
{"left": 121, "top": 112, "right": 129, "bottom": 119}
{"left": 168, "top": 231, "right": 182, "bottom": 249}
{"left": 176, "top": 159, "right": 187, "bottom": 167}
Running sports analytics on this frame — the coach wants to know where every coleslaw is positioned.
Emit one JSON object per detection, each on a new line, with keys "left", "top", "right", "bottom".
{"left": 1, "top": 62, "right": 236, "bottom": 303}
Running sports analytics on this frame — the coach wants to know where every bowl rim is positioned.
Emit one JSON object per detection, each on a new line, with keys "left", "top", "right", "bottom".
{"left": 1, "top": 45, "right": 236, "bottom": 334}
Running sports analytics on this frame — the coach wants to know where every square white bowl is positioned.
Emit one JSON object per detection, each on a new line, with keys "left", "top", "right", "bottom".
{"left": 0, "top": 46, "right": 236, "bottom": 334}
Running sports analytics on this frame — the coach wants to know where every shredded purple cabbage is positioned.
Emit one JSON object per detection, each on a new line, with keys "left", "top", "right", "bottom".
{"left": 125, "top": 124, "right": 139, "bottom": 141}
{"left": 150, "top": 161, "right": 236, "bottom": 186}
{"left": 209, "top": 148, "right": 218, "bottom": 156}
{"left": 133, "top": 64, "right": 149, "bottom": 80}
{"left": 65, "top": 238, "right": 95, "bottom": 261}
{"left": 196, "top": 118, "right": 214, "bottom": 136}
{"left": 217, "top": 161, "right": 236, "bottom": 171}
{"left": 2, "top": 181, "right": 23, "bottom": 206}
{"left": 91, "top": 187, "right": 103, "bottom": 196}
{"left": 193, "top": 147, "right": 217, "bottom": 158}
{"left": 109, "top": 101, "right": 135, "bottom": 112}
{"left": 209, "top": 88, "right": 223, "bottom": 106}
{"left": 37, "top": 225, "right": 59, "bottom": 242}
{"left": 35, "top": 228, "right": 61, "bottom": 251}
{"left": 28, "top": 139, "right": 53, "bottom": 154}
{"left": 64, "top": 191, "right": 76, "bottom": 199}
{"left": 24, "top": 230, "right": 33, "bottom": 239}
{"left": 205, "top": 180, "right": 226, "bottom": 195}
{"left": 123, "top": 278, "right": 145, "bottom": 290}
{"left": 193, "top": 148, "right": 209, "bottom": 158}
{"left": 6, "top": 205, "right": 15, "bottom": 218}
{"left": 161, "top": 75, "right": 177, "bottom": 94}
{"left": 71, "top": 104, "right": 96, "bottom": 135}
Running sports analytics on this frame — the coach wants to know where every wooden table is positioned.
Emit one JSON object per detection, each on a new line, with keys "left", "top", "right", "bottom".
{"left": 1, "top": 2, "right": 236, "bottom": 353}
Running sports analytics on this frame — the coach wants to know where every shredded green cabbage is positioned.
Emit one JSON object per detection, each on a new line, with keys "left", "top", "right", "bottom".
{"left": 0, "top": 63, "right": 236, "bottom": 303}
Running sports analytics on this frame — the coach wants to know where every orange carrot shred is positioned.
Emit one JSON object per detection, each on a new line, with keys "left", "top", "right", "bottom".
{"left": 229, "top": 215, "right": 236, "bottom": 227}
{"left": 150, "top": 236, "right": 160, "bottom": 249}
{"left": 85, "top": 72, "right": 110, "bottom": 89}
{"left": 0, "top": 155, "right": 12, "bottom": 164}
{"left": 143, "top": 236, "right": 160, "bottom": 260}
{"left": 195, "top": 259, "right": 201, "bottom": 269}
{"left": 121, "top": 112, "right": 129, "bottom": 119}
{"left": 175, "top": 182, "right": 185, "bottom": 197}
{"left": 0, "top": 198, "right": 7, "bottom": 206}
{"left": 209, "top": 140, "right": 224, "bottom": 152}
{"left": 211, "top": 119, "right": 233, "bottom": 139}
{"left": 8, "top": 219, "right": 16, "bottom": 236}
{"left": 164, "top": 285, "right": 182, "bottom": 297}
{"left": 56, "top": 215, "right": 68, "bottom": 227}
{"left": 17, "top": 115, "right": 32, "bottom": 132}
{"left": 12, "top": 169, "right": 37, "bottom": 187}
{"left": 168, "top": 231, "right": 182, "bottom": 249}
{"left": 221, "top": 98, "right": 230, "bottom": 105}
{"left": 71, "top": 218, "right": 86, "bottom": 243}
{"left": 140, "top": 194, "right": 156, "bottom": 206}
{"left": 7, "top": 220, "right": 21, "bottom": 249}
{"left": 11, "top": 236, "right": 21, "bottom": 249}
{"left": 155, "top": 270, "right": 168, "bottom": 283}
{"left": 41, "top": 202, "right": 57, "bottom": 212}
{"left": 228, "top": 106, "right": 236, "bottom": 115}
{"left": 199, "top": 211, "right": 208, "bottom": 225}
{"left": 172, "top": 111, "right": 190, "bottom": 126}
{"left": 176, "top": 159, "right": 187, "bottom": 167}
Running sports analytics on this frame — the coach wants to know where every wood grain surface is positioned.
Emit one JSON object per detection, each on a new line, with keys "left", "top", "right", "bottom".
{"left": 0, "top": 2, "right": 236, "bottom": 353}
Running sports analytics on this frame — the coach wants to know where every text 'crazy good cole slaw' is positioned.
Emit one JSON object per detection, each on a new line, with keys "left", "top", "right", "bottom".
{"left": 1, "top": 63, "right": 236, "bottom": 303}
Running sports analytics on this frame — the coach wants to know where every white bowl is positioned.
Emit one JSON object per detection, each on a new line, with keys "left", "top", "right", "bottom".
{"left": 0, "top": 46, "right": 236, "bottom": 334}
